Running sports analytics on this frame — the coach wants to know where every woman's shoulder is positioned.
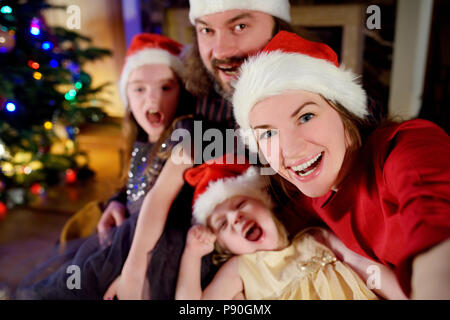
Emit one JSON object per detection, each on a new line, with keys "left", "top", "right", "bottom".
{"left": 367, "top": 119, "right": 449, "bottom": 166}
{"left": 371, "top": 119, "right": 448, "bottom": 147}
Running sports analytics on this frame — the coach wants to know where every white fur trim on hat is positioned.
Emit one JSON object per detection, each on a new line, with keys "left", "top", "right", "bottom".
{"left": 232, "top": 50, "right": 368, "bottom": 152}
{"left": 189, "top": 0, "right": 291, "bottom": 24}
{"left": 192, "top": 166, "right": 273, "bottom": 225}
{"left": 119, "top": 48, "right": 184, "bottom": 109}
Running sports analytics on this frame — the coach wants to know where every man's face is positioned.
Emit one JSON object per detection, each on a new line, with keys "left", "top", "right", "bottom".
{"left": 194, "top": 9, "right": 275, "bottom": 96}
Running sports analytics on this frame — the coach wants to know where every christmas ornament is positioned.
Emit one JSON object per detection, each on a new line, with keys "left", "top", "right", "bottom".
{"left": 30, "top": 183, "right": 44, "bottom": 195}
{"left": 0, "top": 201, "right": 7, "bottom": 220}
{"left": 65, "top": 169, "right": 77, "bottom": 184}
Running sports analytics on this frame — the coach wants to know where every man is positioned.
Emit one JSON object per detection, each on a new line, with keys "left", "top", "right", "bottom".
{"left": 146, "top": 0, "right": 297, "bottom": 299}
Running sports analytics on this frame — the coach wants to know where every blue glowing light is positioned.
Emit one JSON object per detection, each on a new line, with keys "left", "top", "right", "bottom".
{"left": 6, "top": 102, "right": 16, "bottom": 112}
{"left": 30, "top": 26, "right": 40, "bottom": 36}
{"left": 1, "top": 6, "right": 13, "bottom": 14}
{"left": 41, "top": 41, "right": 53, "bottom": 50}
{"left": 49, "top": 59, "right": 58, "bottom": 68}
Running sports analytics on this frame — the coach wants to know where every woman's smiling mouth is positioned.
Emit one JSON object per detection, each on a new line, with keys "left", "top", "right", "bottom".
{"left": 288, "top": 152, "right": 324, "bottom": 180}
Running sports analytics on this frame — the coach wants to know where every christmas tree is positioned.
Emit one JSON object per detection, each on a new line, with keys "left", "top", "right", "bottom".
{"left": 0, "top": 0, "right": 111, "bottom": 216}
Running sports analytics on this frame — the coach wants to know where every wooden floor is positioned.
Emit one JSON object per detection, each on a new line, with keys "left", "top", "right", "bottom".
{"left": 0, "top": 118, "right": 124, "bottom": 296}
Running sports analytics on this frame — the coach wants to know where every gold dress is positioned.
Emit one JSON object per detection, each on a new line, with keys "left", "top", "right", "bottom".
{"left": 238, "top": 229, "right": 378, "bottom": 300}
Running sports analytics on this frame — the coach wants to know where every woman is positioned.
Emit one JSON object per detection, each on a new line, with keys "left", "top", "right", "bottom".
{"left": 231, "top": 31, "right": 450, "bottom": 299}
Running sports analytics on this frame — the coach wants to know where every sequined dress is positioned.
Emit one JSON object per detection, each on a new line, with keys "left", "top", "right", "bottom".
{"left": 238, "top": 229, "right": 378, "bottom": 300}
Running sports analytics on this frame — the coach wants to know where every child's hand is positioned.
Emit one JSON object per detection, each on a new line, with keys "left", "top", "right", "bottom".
{"left": 185, "top": 225, "right": 216, "bottom": 257}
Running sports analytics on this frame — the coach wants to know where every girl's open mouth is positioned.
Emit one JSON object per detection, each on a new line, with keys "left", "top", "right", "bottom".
{"left": 147, "top": 110, "right": 163, "bottom": 126}
{"left": 243, "top": 221, "right": 263, "bottom": 242}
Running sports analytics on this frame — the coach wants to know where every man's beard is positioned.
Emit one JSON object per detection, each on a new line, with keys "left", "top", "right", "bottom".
{"left": 207, "top": 56, "right": 247, "bottom": 101}
{"left": 206, "top": 71, "right": 233, "bottom": 101}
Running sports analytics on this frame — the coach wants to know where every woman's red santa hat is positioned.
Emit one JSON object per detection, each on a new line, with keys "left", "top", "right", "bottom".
{"left": 184, "top": 155, "right": 273, "bottom": 225}
{"left": 119, "top": 33, "right": 184, "bottom": 109}
{"left": 233, "top": 31, "right": 368, "bottom": 152}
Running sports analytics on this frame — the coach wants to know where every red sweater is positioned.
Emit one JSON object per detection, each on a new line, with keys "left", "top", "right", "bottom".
{"left": 305, "top": 119, "right": 450, "bottom": 296}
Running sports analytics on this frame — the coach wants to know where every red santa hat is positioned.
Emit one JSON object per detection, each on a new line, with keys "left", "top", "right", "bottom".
{"left": 188, "top": 0, "right": 291, "bottom": 25}
{"left": 119, "top": 33, "right": 184, "bottom": 109}
{"left": 184, "top": 155, "right": 273, "bottom": 225}
{"left": 233, "top": 31, "right": 368, "bottom": 152}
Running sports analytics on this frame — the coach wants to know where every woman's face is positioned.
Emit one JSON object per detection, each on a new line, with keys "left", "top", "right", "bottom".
{"left": 249, "top": 90, "right": 351, "bottom": 198}
{"left": 207, "top": 195, "right": 280, "bottom": 255}
{"left": 127, "top": 64, "right": 180, "bottom": 143}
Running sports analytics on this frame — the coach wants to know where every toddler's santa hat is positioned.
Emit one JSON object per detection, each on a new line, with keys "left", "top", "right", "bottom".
{"left": 189, "top": 0, "right": 291, "bottom": 25}
{"left": 119, "top": 33, "right": 184, "bottom": 109}
{"left": 184, "top": 155, "right": 273, "bottom": 225}
{"left": 233, "top": 31, "right": 368, "bottom": 152}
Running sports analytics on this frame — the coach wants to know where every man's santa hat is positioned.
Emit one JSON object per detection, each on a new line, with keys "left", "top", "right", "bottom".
{"left": 188, "top": 0, "right": 291, "bottom": 25}
{"left": 184, "top": 155, "right": 273, "bottom": 225}
{"left": 119, "top": 33, "right": 184, "bottom": 109}
{"left": 233, "top": 31, "right": 368, "bottom": 152}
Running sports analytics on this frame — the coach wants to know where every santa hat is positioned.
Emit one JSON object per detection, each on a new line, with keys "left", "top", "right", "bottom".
{"left": 233, "top": 31, "right": 368, "bottom": 152}
{"left": 184, "top": 155, "right": 273, "bottom": 225}
{"left": 119, "top": 33, "right": 184, "bottom": 109}
{"left": 189, "top": 0, "right": 291, "bottom": 25}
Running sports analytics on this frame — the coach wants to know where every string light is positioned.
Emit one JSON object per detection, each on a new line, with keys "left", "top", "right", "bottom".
{"left": 28, "top": 60, "right": 40, "bottom": 69}
{"left": 65, "top": 89, "right": 77, "bottom": 101}
{"left": 30, "top": 18, "right": 41, "bottom": 36}
{"left": 75, "top": 81, "right": 83, "bottom": 90}
{"left": 0, "top": 6, "right": 13, "bottom": 14}
{"left": 33, "top": 72, "right": 42, "bottom": 80}
{"left": 43, "top": 121, "right": 53, "bottom": 130}
{"left": 41, "top": 41, "right": 53, "bottom": 51}
{"left": 49, "top": 59, "right": 58, "bottom": 68}
{"left": 5, "top": 102, "right": 16, "bottom": 112}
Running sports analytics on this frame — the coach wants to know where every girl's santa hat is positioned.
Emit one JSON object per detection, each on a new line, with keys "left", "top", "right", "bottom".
{"left": 119, "top": 33, "right": 184, "bottom": 109}
{"left": 184, "top": 155, "right": 273, "bottom": 225}
{"left": 188, "top": 0, "right": 291, "bottom": 24}
{"left": 233, "top": 31, "right": 368, "bottom": 152}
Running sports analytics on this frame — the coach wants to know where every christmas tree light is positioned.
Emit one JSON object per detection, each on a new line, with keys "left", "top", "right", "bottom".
{"left": 0, "top": 6, "right": 13, "bottom": 14}
{"left": 5, "top": 102, "right": 16, "bottom": 112}
{"left": 41, "top": 41, "right": 52, "bottom": 50}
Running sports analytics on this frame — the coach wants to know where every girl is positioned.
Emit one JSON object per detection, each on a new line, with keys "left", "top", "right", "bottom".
{"left": 15, "top": 33, "right": 196, "bottom": 299}
{"left": 97, "top": 33, "right": 195, "bottom": 243}
{"left": 231, "top": 31, "right": 450, "bottom": 299}
{"left": 175, "top": 158, "right": 406, "bottom": 300}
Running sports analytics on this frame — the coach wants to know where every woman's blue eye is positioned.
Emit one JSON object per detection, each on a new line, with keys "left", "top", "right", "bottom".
{"left": 259, "top": 130, "right": 277, "bottom": 140}
{"left": 299, "top": 113, "right": 314, "bottom": 124}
